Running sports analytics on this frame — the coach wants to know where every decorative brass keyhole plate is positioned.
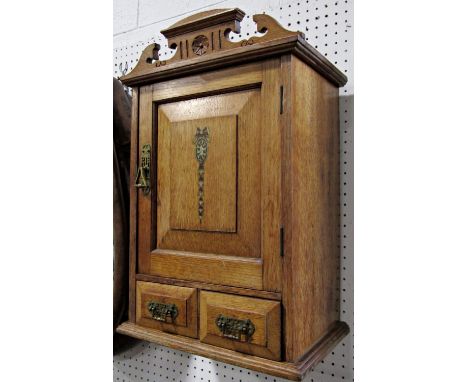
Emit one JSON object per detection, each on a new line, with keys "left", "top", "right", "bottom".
{"left": 215, "top": 315, "right": 255, "bottom": 341}
{"left": 193, "top": 127, "right": 209, "bottom": 221}
{"left": 147, "top": 301, "right": 178, "bottom": 322}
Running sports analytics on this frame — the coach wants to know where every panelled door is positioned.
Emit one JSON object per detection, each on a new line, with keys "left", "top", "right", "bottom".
{"left": 136, "top": 60, "right": 283, "bottom": 292}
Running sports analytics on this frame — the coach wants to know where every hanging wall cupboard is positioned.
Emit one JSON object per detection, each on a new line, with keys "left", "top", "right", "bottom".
{"left": 116, "top": 8, "right": 349, "bottom": 380}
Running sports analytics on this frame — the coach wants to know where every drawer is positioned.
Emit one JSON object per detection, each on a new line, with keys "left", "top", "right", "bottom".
{"left": 199, "top": 291, "right": 281, "bottom": 361}
{"left": 136, "top": 281, "right": 197, "bottom": 338}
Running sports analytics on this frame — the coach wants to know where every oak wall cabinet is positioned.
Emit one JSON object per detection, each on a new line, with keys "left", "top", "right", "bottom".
{"left": 116, "top": 8, "right": 349, "bottom": 381}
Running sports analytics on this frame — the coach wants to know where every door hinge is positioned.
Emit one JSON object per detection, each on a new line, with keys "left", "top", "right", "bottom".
{"left": 280, "top": 226, "right": 285, "bottom": 257}
{"left": 280, "top": 85, "right": 284, "bottom": 115}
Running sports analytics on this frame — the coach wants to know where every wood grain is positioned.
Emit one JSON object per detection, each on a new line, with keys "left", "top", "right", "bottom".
{"left": 279, "top": 54, "right": 294, "bottom": 358}
{"left": 160, "top": 9, "right": 245, "bottom": 39}
{"left": 136, "top": 85, "right": 153, "bottom": 275}
{"left": 135, "top": 274, "right": 282, "bottom": 301}
{"left": 200, "top": 291, "right": 281, "bottom": 361}
{"left": 260, "top": 58, "right": 283, "bottom": 292}
{"left": 136, "top": 281, "right": 198, "bottom": 338}
{"left": 116, "top": 320, "right": 349, "bottom": 381}
{"left": 146, "top": 86, "right": 268, "bottom": 291}
{"left": 282, "top": 56, "right": 341, "bottom": 361}
{"left": 150, "top": 250, "right": 263, "bottom": 290}
{"left": 158, "top": 89, "right": 254, "bottom": 120}
{"left": 122, "top": 10, "right": 298, "bottom": 81}
{"left": 169, "top": 115, "right": 237, "bottom": 232}
{"left": 120, "top": 10, "right": 347, "bottom": 88}
{"left": 156, "top": 89, "right": 261, "bottom": 258}
{"left": 151, "top": 62, "right": 263, "bottom": 102}
{"left": 121, "top": 36, "right": 348, "bottom": 88}
{"left": 128, "top": 86, "right": 139, "bottom": 323}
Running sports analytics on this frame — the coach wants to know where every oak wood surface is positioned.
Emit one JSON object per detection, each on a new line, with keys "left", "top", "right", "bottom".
{"left": 121, "top": 35, "right": 348, "bottom": 88}
{"left": 135, "top": 274, "right": 282, "bottom": 301}
{"left": 161, "top": 8, "right": 245, "bottom": 39}
{"left": 136, "top": 85, "right": 153, "bottom": 275}
{"left": 135, "top": 62, "right": 282, "bottom": 292}
{"left": 128, "top": 87, "right": 139, "bottom": 323}
{"left": 200, "top": 291, "right": 281, "bottom": 361}
{"left": 151, "top": 87, "right": 264, "bottom": 289}
{"left": 150, "top": 250, "right": 263, "bottom": 290}
{"left": 158, "top": 90, "right": 260, "bottom": 246}
{"left": 159, "top": 89, "right": 254, "bottom": 120}
{"left": 261, "top": 58, "right": 283, "bottom": 292}
{"left": 169, "top": 115, "right": 237, "bottom": 232}
{"left": 151, "top": 62, "right": 263, "bottom": 102}
{"left": 116, "top": 320, "right": 349, "bottom": 381}
{"left": 136, "top": 281, "right": 198, "bottom": 338}
{"left": 120, "top": 10, "right": 347, "bottom": 87}
{"left": 281, "top": 56, "right": 341, "bottom": 361}
{"left": 156, "top": 90, "right": 261, "bottom": 256}
{"left": 280, "top": 54, "right": 294, "bottom": 359}
{"left": 123, "top": 11, "right": 298, "bottom": 82}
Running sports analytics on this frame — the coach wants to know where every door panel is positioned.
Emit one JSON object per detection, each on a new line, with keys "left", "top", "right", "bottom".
{"left": 136, "top": 60, "right": 283, "bottom": 291}
{"left": 150, "top": 250, "right": 263, "bottom": 289}
{"left": 157, "top": 89, "right": 261, "bottom": 258}
{"left": 169, "top": 115, "right": 237, "bottom": 233}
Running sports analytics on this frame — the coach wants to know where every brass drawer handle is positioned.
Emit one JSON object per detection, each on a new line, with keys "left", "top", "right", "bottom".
{"left": 147, "top": 301, "right": 178, "bottom": 322}
{"left": 215, "top": 315, "right": 255, "bottom": 341}
{"left": 134, "top": 144, "right": 151, "bottom": 195}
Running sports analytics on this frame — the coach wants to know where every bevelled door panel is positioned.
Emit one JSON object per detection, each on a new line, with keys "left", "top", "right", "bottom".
{"left": 156, "top": 89, "right": 261, "bottom": 258}
{"left": 169, "top": 115, "right": 237, "bottom": 233}
{"left": 135, "top": 60, "right": 283, "bottom": 292}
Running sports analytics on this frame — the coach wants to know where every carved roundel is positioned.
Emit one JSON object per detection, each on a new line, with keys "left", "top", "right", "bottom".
{"left": 192, "top": 35, "right": 209, "bottom": 56}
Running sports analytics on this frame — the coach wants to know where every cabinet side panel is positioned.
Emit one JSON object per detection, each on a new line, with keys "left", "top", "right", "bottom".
{"left": 280, "top": 54, "right": 294, "bottom": 360}
{"left": 285, "top": 57, "right": 340, "bottom": 361}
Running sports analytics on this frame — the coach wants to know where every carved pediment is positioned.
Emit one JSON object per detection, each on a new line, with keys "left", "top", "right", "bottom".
{"left": 120, "top": 8, "right": 347, "bottom": 88}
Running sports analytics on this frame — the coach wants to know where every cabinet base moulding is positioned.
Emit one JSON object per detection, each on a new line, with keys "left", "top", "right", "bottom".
{"left": 116, "top": 320, "right": 349, "bottom": 381}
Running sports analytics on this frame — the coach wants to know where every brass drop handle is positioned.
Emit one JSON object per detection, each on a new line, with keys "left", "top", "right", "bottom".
{"left": 147, "top": 301, "right": 178, "bottom": 322}
{"left": 215, "top": 315, "right": 255, "bottom": 341}
{"left": 134, "top": 144, "right": 151, "bottom": 195}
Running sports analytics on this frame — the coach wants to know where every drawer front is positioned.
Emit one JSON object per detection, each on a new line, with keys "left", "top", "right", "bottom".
{"left": 136, "top": 281, "right": 197, "bottom": 338}
{"left": 199, "top": 291, "right": 281, "bottom": 360}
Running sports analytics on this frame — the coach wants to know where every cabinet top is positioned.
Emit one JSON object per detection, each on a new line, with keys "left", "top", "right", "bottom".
{"left": 119, "top": 8, "right": 347, "bottom": 88}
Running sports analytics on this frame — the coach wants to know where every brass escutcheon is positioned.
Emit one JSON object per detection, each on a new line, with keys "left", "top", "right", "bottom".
{"left": 193, "top": 128, "right": 209, "bottom": 221}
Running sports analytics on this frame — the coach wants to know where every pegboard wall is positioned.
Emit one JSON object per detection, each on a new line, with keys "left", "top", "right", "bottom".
{"left": 113, "top": 0, "right": 353, "bottom": 381}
